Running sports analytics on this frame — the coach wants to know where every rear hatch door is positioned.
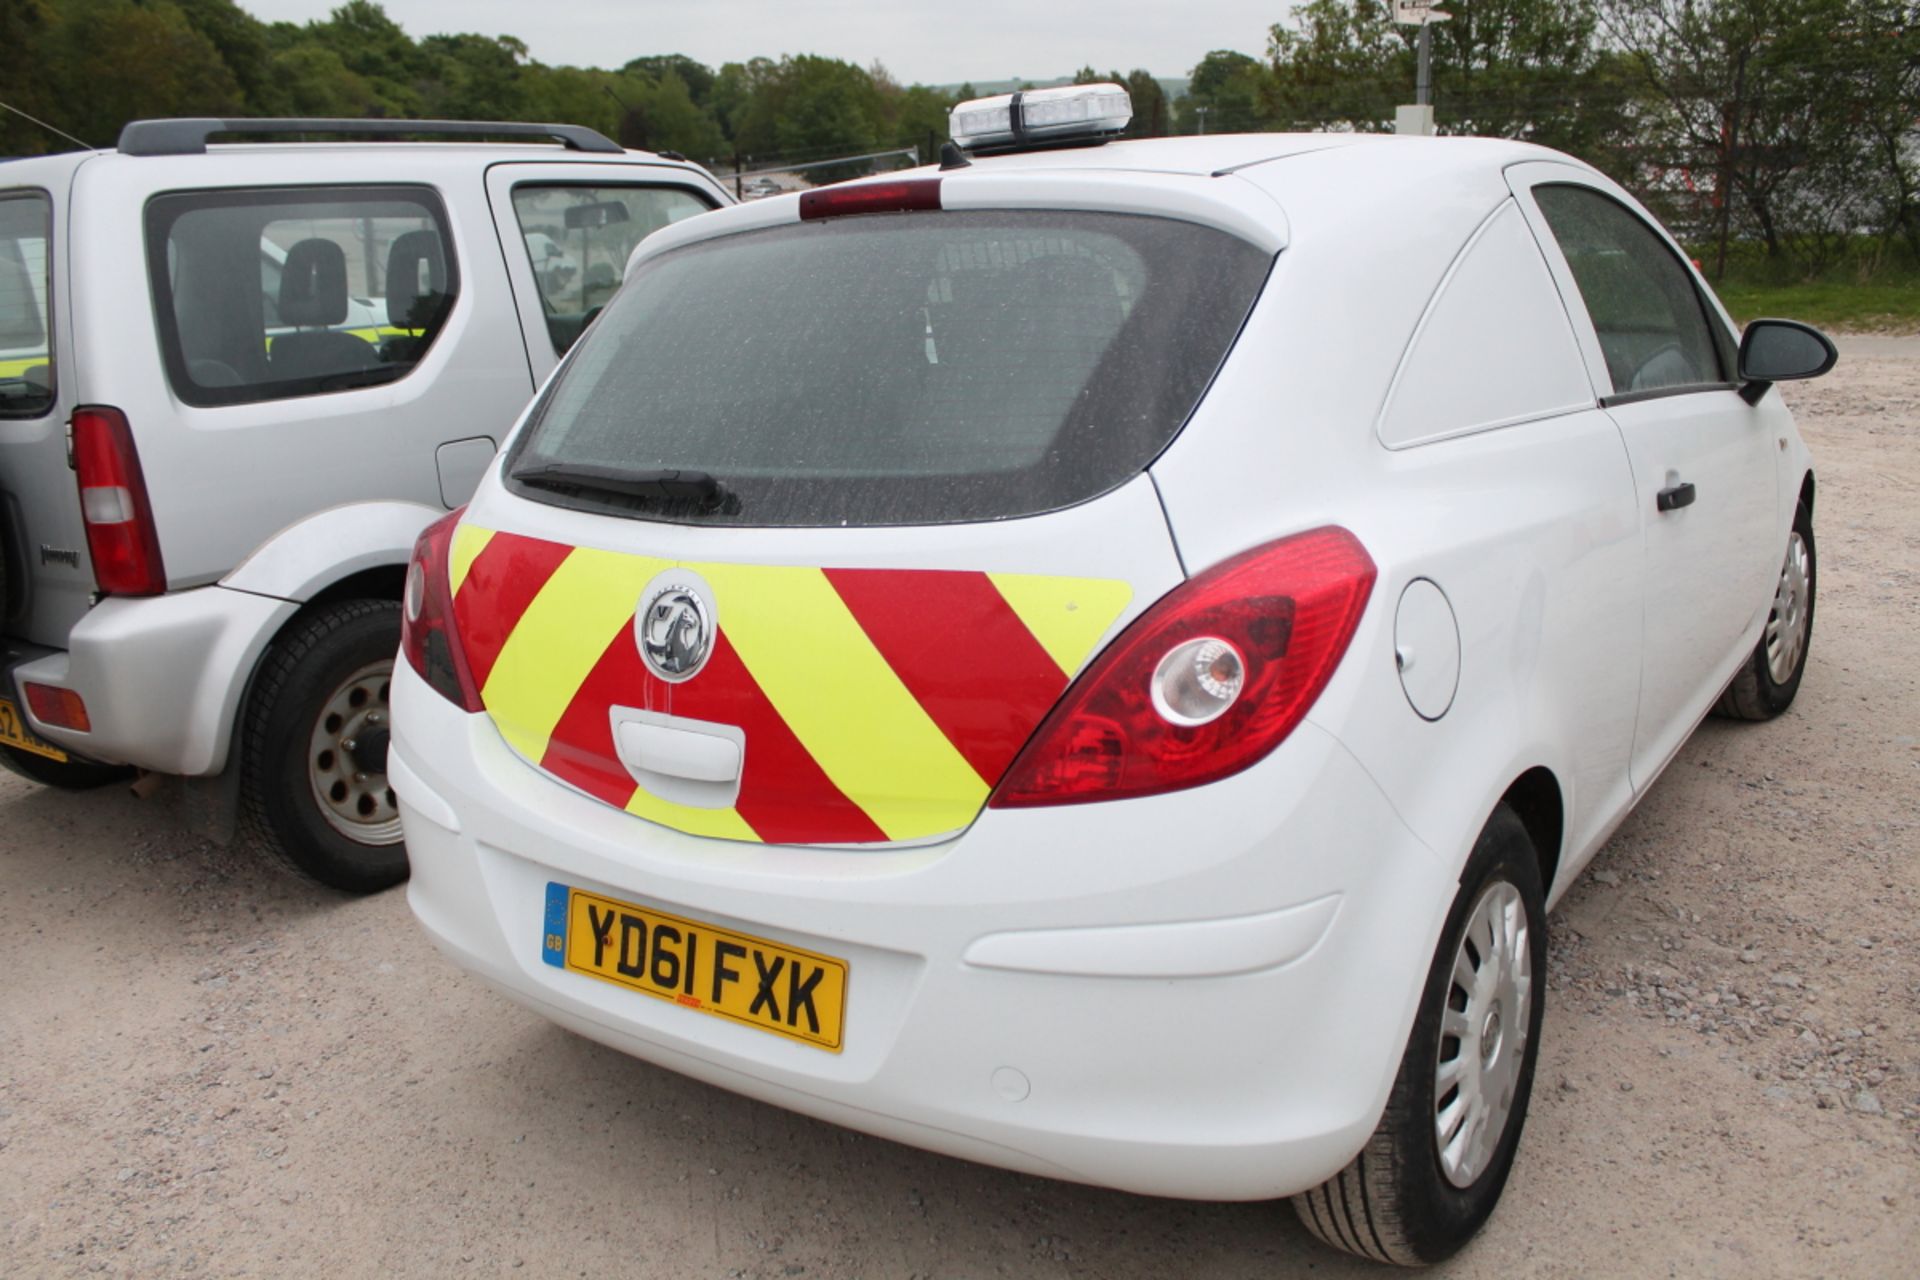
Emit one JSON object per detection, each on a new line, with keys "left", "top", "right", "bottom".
{"left": 453, "top": 195, "right": 1275, "bottom": 845}
{"left": 1, "top": 163, "right": 93, "bottom": 645}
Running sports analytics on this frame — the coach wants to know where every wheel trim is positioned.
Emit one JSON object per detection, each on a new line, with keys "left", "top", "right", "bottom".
{"left": 306, "top": 659, "right": 403, "bottom": 845}
{"left": 1765, "top": 530, "right": 1811, "bottom": 686}
{"left": 1434, "top": 879, "right": 1532, "bottom": 1189}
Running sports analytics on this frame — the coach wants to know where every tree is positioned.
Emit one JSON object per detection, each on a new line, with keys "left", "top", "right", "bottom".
{"left": 1601, "top": 0, "right": 1920, "bottom": 270}
{"left": 419, "top": 33, "right": 529, "bottom": 121}
{"left": 623, "top": 54, "right": 717, "bottom": 107}
{"left": 1177, "top": 50, "right": 1271, "bottom": 133}
{"left": 269, "top": 41, "right": 387, "bottom": 118}
{"left": 1267, "top": 0, "right": 1641, "bottom": 153}
{"left": 173, "top": 0, "right": 280, "bottom": 112}
{"left": 50, "top": 1, "right": 246, "bottom": 148}
{"left": 0, "top": 0, "right": 70, "bottom": 155}
{"left": 728, "top": 55, "right": 882, "bottom": 162}
{"left": 304, "top": 0, "right": 430, "bottom": 115}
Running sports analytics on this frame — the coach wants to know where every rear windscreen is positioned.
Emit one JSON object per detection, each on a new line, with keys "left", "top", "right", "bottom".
{"left": 506, "top": 209, "right": 1273, "bottom": 526}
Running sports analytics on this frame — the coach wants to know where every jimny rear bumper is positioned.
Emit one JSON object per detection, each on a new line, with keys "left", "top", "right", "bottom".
{"left": 389, "top": 658, "right": 1455, "bottom": 1201}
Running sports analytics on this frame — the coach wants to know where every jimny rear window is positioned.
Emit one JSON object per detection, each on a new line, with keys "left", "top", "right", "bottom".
{"left": 506, "top": 209, "right": 1272, "bottom": 526}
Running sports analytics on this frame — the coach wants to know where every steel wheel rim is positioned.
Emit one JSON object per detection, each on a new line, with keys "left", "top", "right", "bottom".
{"left": 307, "top": 659, "right": 402, "bottom": 844}
{"left": 1434, "top": 879, "right": 1532, "bottom": 1189}
{"left": 1765, "top": 531, "right": 1811, "bottom": 686}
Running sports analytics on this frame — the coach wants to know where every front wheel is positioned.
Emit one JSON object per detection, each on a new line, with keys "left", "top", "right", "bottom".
{"left": 1714, "top": 501, "right": 1815, "bottom": 721}
{"left": 238, "top": 599, "right": 408, "bottom": 893}
{"left": 1292, "top": 804, "right": 1547, "bottom": 1265}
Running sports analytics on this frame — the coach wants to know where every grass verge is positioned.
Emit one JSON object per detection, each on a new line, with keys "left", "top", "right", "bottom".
{"left": 1711, "top": 278, "right": 1920, "bottom": 332}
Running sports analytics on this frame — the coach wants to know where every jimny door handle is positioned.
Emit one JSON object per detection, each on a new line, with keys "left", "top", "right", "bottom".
{"left": 1656, "top": 480, "right": 1697, "bottom": 513}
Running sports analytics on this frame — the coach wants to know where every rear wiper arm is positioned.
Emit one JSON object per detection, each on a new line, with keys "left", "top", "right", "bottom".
{"left": 510, "top": 462, "right": 730, "bottom": 509}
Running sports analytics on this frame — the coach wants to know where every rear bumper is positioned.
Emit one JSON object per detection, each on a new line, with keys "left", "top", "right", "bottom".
{"left": 392, "top": 659, "right": 1458, "bottom": 1201}
{"left": 8, "top": 586, "right": 296, "bottom": 774}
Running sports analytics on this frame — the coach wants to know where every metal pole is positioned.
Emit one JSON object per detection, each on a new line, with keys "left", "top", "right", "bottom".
{"left": 1416, "top": 23, "right": 1431, "bottom": 107}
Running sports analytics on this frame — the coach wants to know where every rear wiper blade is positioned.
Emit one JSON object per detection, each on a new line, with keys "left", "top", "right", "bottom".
{"left": 510, "top": 462, "right": 731, "bottom": 509}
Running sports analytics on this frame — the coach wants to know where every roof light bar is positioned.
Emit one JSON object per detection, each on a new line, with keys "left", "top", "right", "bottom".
{"left": 949, "top": 83, "right": 1133, "bottom": 154}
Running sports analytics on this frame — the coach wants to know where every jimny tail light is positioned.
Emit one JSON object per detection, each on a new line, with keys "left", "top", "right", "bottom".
{"left": 401, "top": 508, "right": 483, "bottom": 711}
{"left": 991, "top": 527, "right": 1376, "bottom": 808}
{"left": 71, "top": 406, "right": 166, "bottom": 596}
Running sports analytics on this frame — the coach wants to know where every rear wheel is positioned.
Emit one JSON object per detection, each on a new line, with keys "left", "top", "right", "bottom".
{"left": 238, "top": 599, "right": 408, "bottom": 893}
{"left": 1292, "top": 804, "right": 1547, "bottom": 1265}
{"left": 1714, "top": 502, "right": 1814, "bottom": 721}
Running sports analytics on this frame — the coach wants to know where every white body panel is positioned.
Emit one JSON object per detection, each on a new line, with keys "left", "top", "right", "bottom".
{"left": 393, "top": 133, "right": 1819, "bottom": 1200}
{"left": 16, "top": 586, "right": 295, "bottom": 773}
{"left": 395, "top": 657, "right": 1451, "bottom": 1200}
{"left": 221, "top": 499, "right": 442, "bottom": 603}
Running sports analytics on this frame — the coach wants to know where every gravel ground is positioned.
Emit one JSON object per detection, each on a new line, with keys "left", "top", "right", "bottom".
{"left": 2, "top": 343, "right": 1915, "bottom": 1278}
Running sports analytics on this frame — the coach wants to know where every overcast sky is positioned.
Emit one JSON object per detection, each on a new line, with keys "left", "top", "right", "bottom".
{"left": 237, "top": 1, "right": 1286, "bottom": 85}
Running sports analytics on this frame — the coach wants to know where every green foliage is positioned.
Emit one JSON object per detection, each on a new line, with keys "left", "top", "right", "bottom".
{"left": 1263, "top": 0, "right": 1645, "bottom": 156}
{"left": 0, "top": 1, "right": 961, "bottom": 171}
{"left": 50, "top": 0, "right": 246, "bottom": 148}
{"left": 0, "top": 0, "right": 66, "bottom": 154}
{"left": 1248, "top": 0, "right": 1919, "bottom": 287}
{"left": 1600, "top": 0, "right": 1920, "bottom": 272}
{"left": 7, "top": 0, "right": 1902, "bottom": 308}
{"left": 1710, "top": 242, "right": 1920, "bottom": 328}
{"left": 731, "top": 55, "right": 883, "bottom": 159}
{"left": 1177, "top": 51, "right": 1267, "bottom": 133}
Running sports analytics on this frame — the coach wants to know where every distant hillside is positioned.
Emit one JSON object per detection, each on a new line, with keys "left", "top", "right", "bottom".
{"left": 936, "top": 76, "right": 1191, "bottom": 102}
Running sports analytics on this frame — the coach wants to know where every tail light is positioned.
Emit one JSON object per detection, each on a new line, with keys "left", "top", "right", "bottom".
{"left": 71, "top": 406, "right": 166, "bottom": 596}
{"left": 991, "top": 527, "right": 1376, "bottom": 808}
{"left": 799, "top": 178, "right": 942, "bottom": 221}
{"left": 401, "top": 508, "right": 483, "bottom": 711}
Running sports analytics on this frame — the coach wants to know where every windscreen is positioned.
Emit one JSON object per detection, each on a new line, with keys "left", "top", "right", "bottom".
{"left": 506, "top": 209, "right": 1272, "bottom": 526}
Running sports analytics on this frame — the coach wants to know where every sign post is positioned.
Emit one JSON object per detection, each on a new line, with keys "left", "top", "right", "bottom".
{"left": 1393, "top": 1, "right": 1450, "bottom": 136}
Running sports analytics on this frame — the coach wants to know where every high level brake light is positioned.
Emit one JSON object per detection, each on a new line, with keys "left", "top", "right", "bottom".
{"left": 798, "top": 178, "right": 942, "bottom": 221}
{"left": 949, "top": 83, "right": 1134, "bottom": 154}
{"left": 401, "top": 508, "right": 484, "bottom": 712}
{"left": 71, "top": 406, "right": 166, "bottom": 596}
{"left": 991, "top": 527, "right": 1376, "bottom": 808}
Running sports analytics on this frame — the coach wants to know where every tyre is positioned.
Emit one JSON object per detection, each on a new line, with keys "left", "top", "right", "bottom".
{"left": 1713, "top": 501, "right": 1814, "bottom": 721}
{"left": 1292, "top": 804, "right": 1547, "bottom": 1265}
{"left": 238, "top": 599, "right": 408, "bottom": 893}
{"left": 0, "top": 744, "right": 131, "bottom": 789}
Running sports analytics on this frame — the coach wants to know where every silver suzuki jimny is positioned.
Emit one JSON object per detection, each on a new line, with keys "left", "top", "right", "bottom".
{"left": 0, "top": 117, "right": 729, "bottom": 891}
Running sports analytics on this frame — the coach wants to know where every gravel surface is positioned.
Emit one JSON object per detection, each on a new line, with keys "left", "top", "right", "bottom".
{"left": 2, "top": 344, "right": 1915, "bottom": 1278}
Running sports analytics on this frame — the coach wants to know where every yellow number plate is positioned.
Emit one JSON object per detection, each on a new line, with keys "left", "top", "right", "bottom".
{"left": 0, "top": 696, "right": 67, "bottom": 762}
{"left": 543, "top": 884, "right": 847, "bottom": 1052}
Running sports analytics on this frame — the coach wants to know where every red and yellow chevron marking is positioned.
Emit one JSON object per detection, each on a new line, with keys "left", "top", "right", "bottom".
{"left": 449, "top": 527, "right": 1133, "bottom": 845}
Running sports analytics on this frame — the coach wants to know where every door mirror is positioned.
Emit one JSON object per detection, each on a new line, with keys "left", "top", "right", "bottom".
{"left": 1739, "top": 319, "right": 1837, "bottom": 384}
{"left": 563, "top": 201, "right": 632, "bottom": 231}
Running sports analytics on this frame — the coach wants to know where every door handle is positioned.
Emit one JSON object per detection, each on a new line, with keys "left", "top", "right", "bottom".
{"left": 1656, "top": 480, "right": 1697, "bottom": 513}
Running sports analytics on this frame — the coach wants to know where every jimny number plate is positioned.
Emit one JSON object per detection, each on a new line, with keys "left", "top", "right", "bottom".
{"left": 543, "top": 883, "right": 847, "bottom": 1052}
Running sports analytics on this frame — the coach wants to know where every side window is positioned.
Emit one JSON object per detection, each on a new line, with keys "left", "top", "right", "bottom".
{"left": 0, "top": 191, "right": 55, "bottom": 418}
{"left": 509, "top": 184, "right": 712, "bottom": 356}
{"left": 146, "top": 186, "right": 458, "bottom": 407}
{"left": 1533, "top": 184, "right": 1724, "bottom": 397}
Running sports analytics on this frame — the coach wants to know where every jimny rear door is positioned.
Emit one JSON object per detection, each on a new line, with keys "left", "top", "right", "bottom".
{"left": 451, "top": 206, "right": 1274, "bottom": 845}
